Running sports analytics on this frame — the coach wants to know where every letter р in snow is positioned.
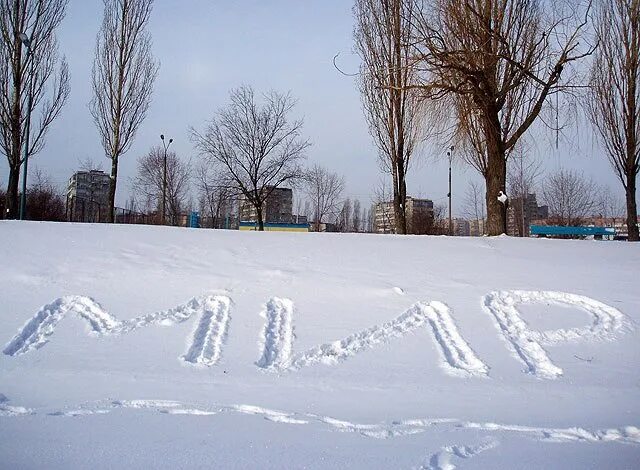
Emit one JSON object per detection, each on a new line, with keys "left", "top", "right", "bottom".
{"left": 481, "top": 290, "right": 630, "bottom": 379}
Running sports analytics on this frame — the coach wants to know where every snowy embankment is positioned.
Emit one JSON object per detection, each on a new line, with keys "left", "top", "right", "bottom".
{"left": 0, "top": 221, "right": 638, "bottom": 469}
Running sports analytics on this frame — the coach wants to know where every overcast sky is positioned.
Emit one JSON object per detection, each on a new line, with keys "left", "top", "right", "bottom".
{"left": 0, "top": 0, "right": 624, "bottom": 216}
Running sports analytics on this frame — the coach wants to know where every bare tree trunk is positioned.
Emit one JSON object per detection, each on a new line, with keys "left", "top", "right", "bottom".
{"left": 5, "top": 166, "right": 19, "bottom": 218}
{"left": 394, "top": 153, "right": 408, "bottom": 234}
{"left": 6, "top": 0, "right": 22, "bottom": 219}
{"left": 626, "top": 177, "right": 639, "bottom": 241}
{"left": 108, "top": 154, "right": 118, "bottom": 223}
{"left": 256, "top": 202, "right": 264, "bottom": 231}
{"left": 484, "top": 109, "right": 507, "bottom": 234}
{"left": 486, "top": 155, "right": 507, "bottom": 235}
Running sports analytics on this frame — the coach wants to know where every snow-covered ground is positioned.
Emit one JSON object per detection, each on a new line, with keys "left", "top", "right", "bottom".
{"left": 0, "top": 221, "right": 638, "bottom": 469}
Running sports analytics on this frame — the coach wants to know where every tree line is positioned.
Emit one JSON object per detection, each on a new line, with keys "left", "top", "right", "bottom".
{"left": 1, "top": 0, "right": 638, "bottom": 240}
{"left": 354, "top": 0, "right": 639, "bottom": 240}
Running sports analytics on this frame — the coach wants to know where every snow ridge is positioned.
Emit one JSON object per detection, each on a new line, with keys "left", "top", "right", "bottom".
{"left": 3, "top": 295, "right": 232, "bottom": 367}
{"left": 257, "top": 298, "right": 489, "bottom": 377}
{"left": 482, "top": 290, "right": 630, "bottom": 379}
{"left": 0, "top": 393, "right": 32, "bottom": 417}
{"left": 3, "top": 396, "right": 638, "bottom": 445}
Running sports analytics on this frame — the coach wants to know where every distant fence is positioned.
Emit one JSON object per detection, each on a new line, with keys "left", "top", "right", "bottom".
{"left": 65, "top": 196, "right": 240, "bottom": 229}
{"left": 67, "top": 196, "right": 159, "bottom": 225}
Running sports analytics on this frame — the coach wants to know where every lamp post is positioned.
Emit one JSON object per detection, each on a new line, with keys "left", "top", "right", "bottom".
{"left": 447, "top": 146, "right": 454, "bottom": 236}
{"left": 18, "top": 32, "right": 33, "bottom": 221}
{"left": 160, "top": 134, "right": 173, "bottom": 224}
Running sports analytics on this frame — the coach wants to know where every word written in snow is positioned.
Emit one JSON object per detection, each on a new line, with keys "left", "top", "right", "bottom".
{"left": 3, "top": 291, "right": 630, "bottom": 379}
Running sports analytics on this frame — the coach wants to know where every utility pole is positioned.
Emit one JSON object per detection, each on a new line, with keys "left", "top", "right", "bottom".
{"left": 18, "top": 33, "right": 33, "bottom": 221}
{"left": 447, "top": 146, "right": 454, "bottom": 236}
{"left": 160, "top": 134, "right": 173, "bottom": 225}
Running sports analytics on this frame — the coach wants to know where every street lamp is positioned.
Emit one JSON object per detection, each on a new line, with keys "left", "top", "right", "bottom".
{"left": 18, "top": 32, "right": 33, "bottom": 221}
{"left": 447, "top": 146, "right": 454, "bottom": 236}
{"left": 160, "top": 134, "right": 173, "bottom": 224}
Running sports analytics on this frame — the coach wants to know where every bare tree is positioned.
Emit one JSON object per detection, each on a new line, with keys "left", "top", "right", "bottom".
{"left": 429, "top": 202, "right": 448, "bottom": 235}
{"left": 0, "top": 0, "right": 70, "bottom": 219}
{"left": 25, "top": 167, "right": 65, "bottom": 221}
{"left": 90, "top": 0, "right": 158, "bottom": 223}
{"left": 192, "top": 86, "right": 309, "bottom": 231}
{"left": 587, "top": 0, "right": 640, "bottom": 241}
{"left": 354, "top": 0, "right": 425, "bottom": 234}
{"left": 363, "top": 206, "right": 373, "bottom": 233}
{"left": 596, "top": 185, "right": 625, "bottom": 226}
{"left": 541, "top": 168, "right": 597, "bottom": 226}
{"left": 292, "top": 195, "right": 310, "bottom": 223}
{"left": 338, "top": 198, "right": 353, "bottom": 232}
{"left": 196, "top": 161, "right": 235, "bottom": 229}
{"left": 352, "top": 199, "right": 362, "bottom": 232}
{"left": 462, "top": 180, "right": 486, "bottom": 226}
{"left": 132, "top": 146, "right": 191, "bottom": 225}
{"left": 124, "top": 194, "right": 137, "bottom": 213}
{"left": 412, "top": 0, "right": 594, "bottom": 235}
{"left": 303, "top": 164, "right": 344, "bottom": 231}
{"left": 361, "top": 205, "right": 370, "bottom": 232}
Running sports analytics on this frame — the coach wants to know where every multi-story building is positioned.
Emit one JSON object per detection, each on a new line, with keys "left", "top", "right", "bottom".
{"left": 66, "top": 170, "right": 111, "bottom": 222}
{"left": 308, "top": 221, "right": 337, "bottom": 232}
{"left": 453, "top": 218, "right": 471, "bottom": 236}
{"left": 469, "top": 218, "right": 485, "bottom": 236}
{"left": 239, "top": 186, "right": 293, "bottom": 224}
{"left": 507, "top": 193, "right": 547, "bottom": 237}
{"left": 373, "top": 197, "right": 434, "bottom": 234}
{"left": 373, "top": 201, "right": 395, "bottom": 234}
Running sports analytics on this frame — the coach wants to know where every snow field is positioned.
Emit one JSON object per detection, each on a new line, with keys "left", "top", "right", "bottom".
{"left": 1, "top": 221, "right": 639, "bottom": 469}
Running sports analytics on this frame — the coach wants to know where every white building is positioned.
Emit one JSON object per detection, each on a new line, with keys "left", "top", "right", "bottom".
{"left": 66, "top": 170, "right": 111, "bottom": 222}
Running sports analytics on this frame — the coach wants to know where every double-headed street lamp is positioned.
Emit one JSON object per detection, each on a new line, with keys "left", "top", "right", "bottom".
{"left": 18, "top": 32, "right": 33, "bottom": 221}
{"left": 160, "top": 134, "right": 173, "bottom": 225}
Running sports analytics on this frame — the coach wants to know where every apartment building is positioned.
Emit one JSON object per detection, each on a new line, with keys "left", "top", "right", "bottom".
{"left": 453, "top": 218, "right": 471, "bottom": 236}
{"left": 239, "top": 187, "right": 293, "bottom": 224}
{"left": 469, "top": 218, "right": 485, "bottom": 236}
{"left": 507, "top": 193, "right": 548, "bottom": 236}
{"left": 66, "top": 170, "right": 111, "bottom": 222}
{"left": 373, "top": 197, "right": 434, "bottom": 234}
